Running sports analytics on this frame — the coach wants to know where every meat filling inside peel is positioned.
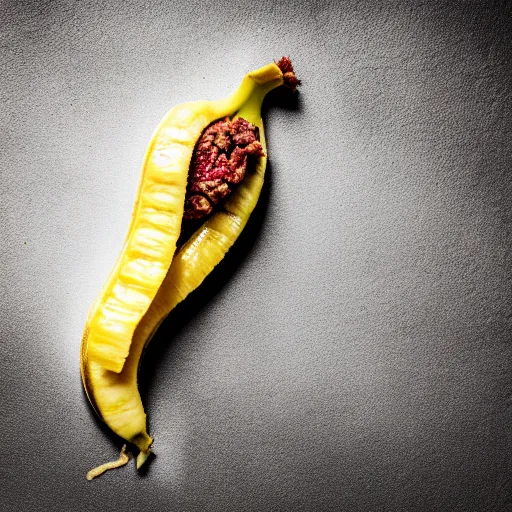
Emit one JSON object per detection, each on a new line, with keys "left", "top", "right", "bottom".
{"left": 183, "top": 117, "right": 264, "bottom": 222}
{"left": 183, "top": 57, "right": 300, "bottom": 225}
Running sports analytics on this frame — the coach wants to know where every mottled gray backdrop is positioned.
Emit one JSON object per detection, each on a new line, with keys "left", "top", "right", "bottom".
{"left": 1, "top": 0, "right": 512, "bottom": 510}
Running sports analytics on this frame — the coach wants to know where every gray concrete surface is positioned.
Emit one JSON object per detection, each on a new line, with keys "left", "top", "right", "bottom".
{"left": 1, "top": 0, "right": 511, "bottom": 510}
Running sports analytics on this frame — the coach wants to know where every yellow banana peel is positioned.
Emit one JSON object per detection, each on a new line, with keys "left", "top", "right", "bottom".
{"left": 80, "top": 58, "right": 299, "bottom": 477}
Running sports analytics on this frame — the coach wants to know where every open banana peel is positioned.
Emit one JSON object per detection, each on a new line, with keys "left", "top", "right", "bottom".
{"left": 80, "top": 57, "right": 299, "bottom": 479}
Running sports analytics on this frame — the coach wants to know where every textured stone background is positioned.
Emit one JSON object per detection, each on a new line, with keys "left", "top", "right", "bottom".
{"left": 1, "top": 0, "right": 512, "bottom": 510}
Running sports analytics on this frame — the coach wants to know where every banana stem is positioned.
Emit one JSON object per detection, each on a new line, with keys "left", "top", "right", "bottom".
{"left": 235, "top": 81, "right": 277, "bottom": 126}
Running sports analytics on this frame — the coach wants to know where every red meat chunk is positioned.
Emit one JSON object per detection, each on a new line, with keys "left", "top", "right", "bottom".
{"left": 184, "top": 117, "right": 264, "bottom": 221}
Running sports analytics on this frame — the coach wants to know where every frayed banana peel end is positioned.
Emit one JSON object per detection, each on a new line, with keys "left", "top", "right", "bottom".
{"left": 86, "top": 445, "right": 151, "bottom": 480}
{"left": 86, "top": 444, "right": 130, "bottom": 481}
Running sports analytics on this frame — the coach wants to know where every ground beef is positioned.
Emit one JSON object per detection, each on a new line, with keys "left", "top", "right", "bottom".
{"left": 183, "top": 117, "right": 264, "bottom": 221}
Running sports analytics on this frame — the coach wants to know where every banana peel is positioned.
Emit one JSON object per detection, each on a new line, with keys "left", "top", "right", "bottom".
{"left": 80, "top": 58, "right": 299, "bottom": 477}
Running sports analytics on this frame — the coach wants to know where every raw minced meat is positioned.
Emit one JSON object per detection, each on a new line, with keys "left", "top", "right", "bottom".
{"left": 183, "top": 117, "right": 264, "bottom": 221}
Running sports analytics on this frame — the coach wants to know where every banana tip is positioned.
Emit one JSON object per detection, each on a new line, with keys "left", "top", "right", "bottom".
{"left": 136, "top": 449, "right": 151, "bottom": 469}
